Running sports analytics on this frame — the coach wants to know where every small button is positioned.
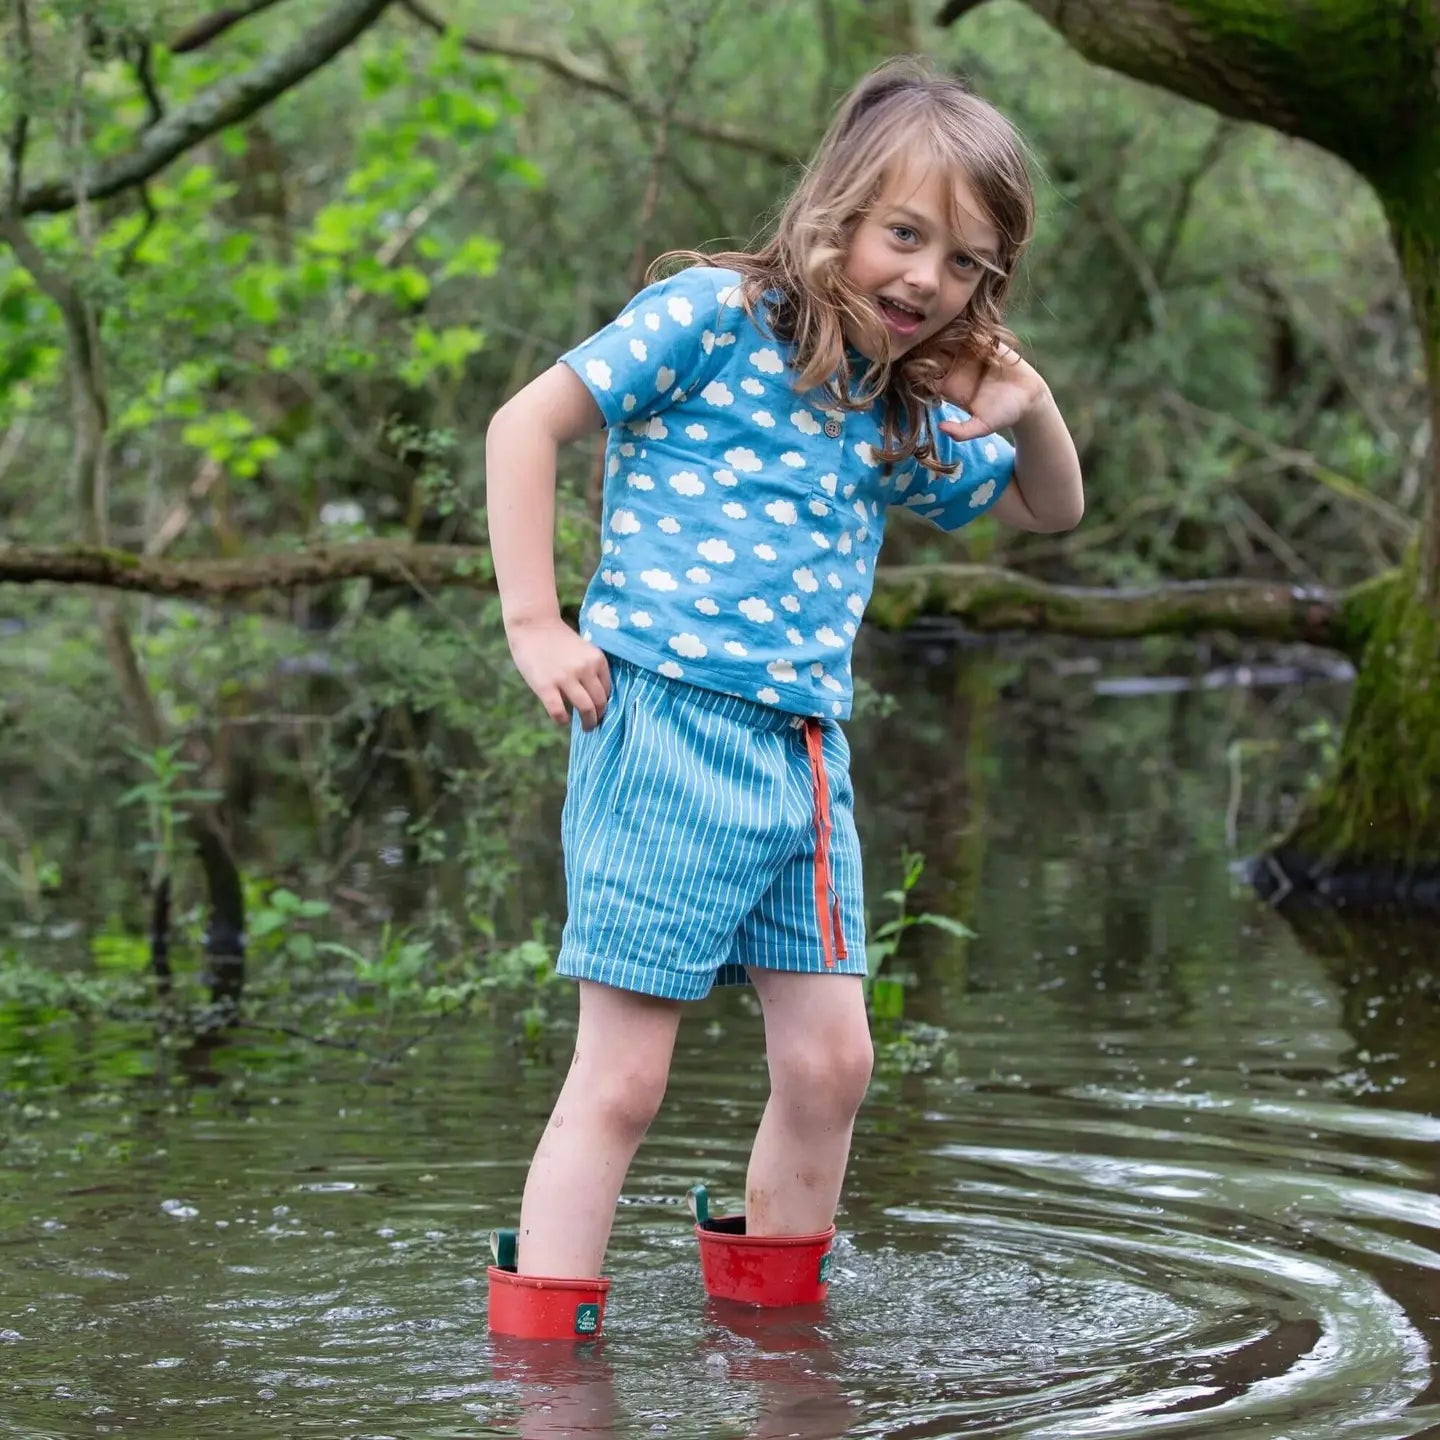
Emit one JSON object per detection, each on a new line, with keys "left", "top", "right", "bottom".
{"left": 824, "top": 418, "right": 842, "bottom": 439}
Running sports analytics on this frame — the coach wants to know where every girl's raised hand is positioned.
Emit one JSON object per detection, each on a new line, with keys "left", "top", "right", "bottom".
{"left": 937, "top": 343, "right": 1049, "bottom": 441}
{"left": 506, "top": 617, "right": 612, "bottom": 729}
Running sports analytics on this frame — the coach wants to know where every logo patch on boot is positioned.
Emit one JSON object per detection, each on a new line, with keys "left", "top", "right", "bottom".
{"left": 574, "top": 1303, "right": 600, "bottom": 1335}
{"left": 818, "top": 1254, "right": 833, "bottom": 1284}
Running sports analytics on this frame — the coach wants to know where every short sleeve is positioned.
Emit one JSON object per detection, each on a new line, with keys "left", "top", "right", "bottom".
{"left": 889, "top": 402, "right": 1015, "bottom": 531}
{"left": 560, "top": 266, "right": 747, "bottom": 430}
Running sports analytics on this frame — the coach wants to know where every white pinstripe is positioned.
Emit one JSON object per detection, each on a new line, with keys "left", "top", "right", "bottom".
{"left": 556, "top": 658, "right": 868, "bottom": 999}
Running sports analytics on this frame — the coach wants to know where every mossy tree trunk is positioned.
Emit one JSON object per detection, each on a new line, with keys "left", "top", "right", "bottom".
{"left": 942, "top": 0, "right": 1440, "bottom": 884}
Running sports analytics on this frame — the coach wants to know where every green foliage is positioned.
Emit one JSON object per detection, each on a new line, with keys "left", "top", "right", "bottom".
{"left": 1, "top": 0, "right": 1431, "bottom": 1062}
{"left": 118, "top": 744, "right": 222, "bottom": 879}
{"left": 867, "top": 849, "right": 975, "bottom": 1020}
{"left": 247, "top": 886, "right": 332, "bottom": 965}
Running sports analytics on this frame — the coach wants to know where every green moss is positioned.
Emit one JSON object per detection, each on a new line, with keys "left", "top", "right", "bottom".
{"left": 1287, "top": 558, "right": 1440, "bottom": 868}
{"left": 1334, "top": 569, "right": 1400, "bottom": 657}
{"left": 59, "top": 545, "right": 142, "bottom": 570}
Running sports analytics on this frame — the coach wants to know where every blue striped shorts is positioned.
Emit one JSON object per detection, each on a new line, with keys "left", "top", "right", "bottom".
{"left": 556, "top": 657, "right": 868, "bottom": 1000}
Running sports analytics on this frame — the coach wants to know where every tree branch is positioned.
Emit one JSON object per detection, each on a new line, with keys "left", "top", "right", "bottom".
{"left": 169, "top": 1, "right": 296, "bottom": 54}
{"left": 0, "top": 541, "right": 1365, "bottom": 652}
{"left": 396, "top": 0, "right": 795, "bottom": 165}
{"left": 954, "top": 0, "right": 1440, "bottom": 186}
{"left": 935, "top": 0, "right": 995, "bottom": 23}
{"left": 867, "top": 563, "right": 1352, "bottom": 650}
{"left": 19, "top": 0, "right": 397, "bottom": 215}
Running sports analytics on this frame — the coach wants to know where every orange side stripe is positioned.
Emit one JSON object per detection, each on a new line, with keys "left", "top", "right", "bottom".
{"left": 803, "top": 719, "right": 839, "bottom": 969}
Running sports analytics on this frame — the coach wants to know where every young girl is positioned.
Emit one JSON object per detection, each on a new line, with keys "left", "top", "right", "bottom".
{"left": 484, "top": 56, "right": 1082, "bottom": 1337}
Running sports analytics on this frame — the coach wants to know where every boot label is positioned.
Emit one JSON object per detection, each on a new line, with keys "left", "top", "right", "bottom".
{"left": 818, "top": 1254, "right": 832, "bottom": 1284}
{"left": 574, "top": 1303, "right": 600, "bottom": 1334}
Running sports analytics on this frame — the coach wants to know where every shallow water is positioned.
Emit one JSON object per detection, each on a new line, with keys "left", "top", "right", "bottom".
{"left": 4, "top": 639, "right": 1440, "bottom": 1438}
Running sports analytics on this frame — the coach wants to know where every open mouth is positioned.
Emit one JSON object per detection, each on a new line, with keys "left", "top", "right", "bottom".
{"left": 877, "top": 297, "right": 925, "bottom": 330}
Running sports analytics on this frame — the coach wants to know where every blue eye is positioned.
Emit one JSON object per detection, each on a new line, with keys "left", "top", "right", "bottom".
{"left": 891, "top": 226, "right": 917, "bottom": 244}
{"left": 953, "top": 253, "right": 977, "bottom": 271}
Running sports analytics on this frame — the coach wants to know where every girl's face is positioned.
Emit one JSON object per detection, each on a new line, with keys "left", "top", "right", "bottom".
{"left": 841, "top": 161, "right": 998, "bottom": 360}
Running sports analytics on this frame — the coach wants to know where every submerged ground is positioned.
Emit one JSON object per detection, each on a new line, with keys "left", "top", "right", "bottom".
{"left": 3, "top": 634, "right": 1437, "bottom": 1438}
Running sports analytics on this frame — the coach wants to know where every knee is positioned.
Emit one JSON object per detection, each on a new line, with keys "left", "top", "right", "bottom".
{"left": 769, "top": 1025, "right": 873, "bottom": 1124}
{"left": 585, "top": 1056, "right": 670, "bottom": 1142}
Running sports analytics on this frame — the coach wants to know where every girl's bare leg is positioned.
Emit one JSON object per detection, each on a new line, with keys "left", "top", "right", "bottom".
{"left": 743, "top": 971, "right": 873, "bottom": 1235}
{"left": 516, "top": 979, "right": 683, "bottom": 1278}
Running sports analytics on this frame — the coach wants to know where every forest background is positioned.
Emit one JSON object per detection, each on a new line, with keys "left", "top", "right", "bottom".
{"left": 0, "top": 0, "right": 1427, "bottom": 1045}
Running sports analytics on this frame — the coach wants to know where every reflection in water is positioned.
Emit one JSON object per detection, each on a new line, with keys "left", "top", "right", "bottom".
{"left": 4, "top": 642, "right": 1440, "bottom": 1437}
{"left": 489, "top": 1339, "right": 620, "bottom": 1437}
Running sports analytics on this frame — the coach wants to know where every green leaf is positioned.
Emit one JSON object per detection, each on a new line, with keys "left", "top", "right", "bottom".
{"left": 915, "top": 913, "right": 975, "bottom": 939}
{"left": 440, "top": 235, "right": 502, "bottom": 281}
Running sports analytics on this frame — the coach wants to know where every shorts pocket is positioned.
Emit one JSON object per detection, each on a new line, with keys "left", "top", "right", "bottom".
{"left": 611, "top": 676, "right": 662, "bottom": 819}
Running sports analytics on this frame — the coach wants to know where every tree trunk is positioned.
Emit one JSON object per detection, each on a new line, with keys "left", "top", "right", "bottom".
{"left": 947, "top": 0, "right": 1440, "bottom": 895}
{"left": 1272, "top": 199, "right": 1440, "bottom": 893}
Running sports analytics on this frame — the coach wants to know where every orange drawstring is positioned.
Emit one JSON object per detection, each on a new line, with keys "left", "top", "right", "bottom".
{"left": 803, "top": 719, "right": 847, "bottom": 968}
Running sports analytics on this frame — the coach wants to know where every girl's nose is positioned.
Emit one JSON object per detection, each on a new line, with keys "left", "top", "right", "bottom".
{"left": 904, "top": 254, "right": 941, "bottom": 296}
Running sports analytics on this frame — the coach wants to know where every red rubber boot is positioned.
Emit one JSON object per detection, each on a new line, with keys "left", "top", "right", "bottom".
{"left": 689, "top": 1186, "right": 835, "bottom": 1308}
{"left": 486, "top": 1230, "right": 610, "bottom": 1340}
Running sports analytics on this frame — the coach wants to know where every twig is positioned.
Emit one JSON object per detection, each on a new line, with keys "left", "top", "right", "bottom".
{"left": 1232, "top": 496, "right": 1315, "bottom": 582}
{"left": 145, "top": 456, "right": 223, "bottom": 557}
{"left": 1161, "top": 389, "right": 1415, "bottom": 533}
{"left": 328, "top": 159, "right": 482, "bottom": 330}
{"left": 118, "top": 183, "right": 159, "bottom": 272}
{"left": 231, "top": 1018, "right": 379, "bottom": 1054}
{"left": 132, "top": 40, "right": 164, "bottom": 129}
{"left": 396, "top": 0, "right": 794, "bottom": 164}
{"left": 169, "top": 0, "right": 296, "bottom": 53}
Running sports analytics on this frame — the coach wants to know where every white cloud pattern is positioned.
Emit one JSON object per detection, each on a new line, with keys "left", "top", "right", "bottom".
{"left": 572, "top": 267, "right": 1013, "bottom": 722}
{"left": 669, "top": 633, "right": 708, "bottom": 659}
{"left": 726, "top": 448, "right": 763, "bottom": 473}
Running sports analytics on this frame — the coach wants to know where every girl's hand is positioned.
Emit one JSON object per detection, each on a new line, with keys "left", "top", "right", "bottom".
{"left": 937, "top": 344, "right": 1049, "bottom": 441}
{"left": 506, "top": 616, "right": 612, "bottom": 729}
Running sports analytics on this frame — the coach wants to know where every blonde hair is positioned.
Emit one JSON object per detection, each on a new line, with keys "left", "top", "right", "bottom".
{"left": 656, "top": 57, "right": 1035, "bottom": 473}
